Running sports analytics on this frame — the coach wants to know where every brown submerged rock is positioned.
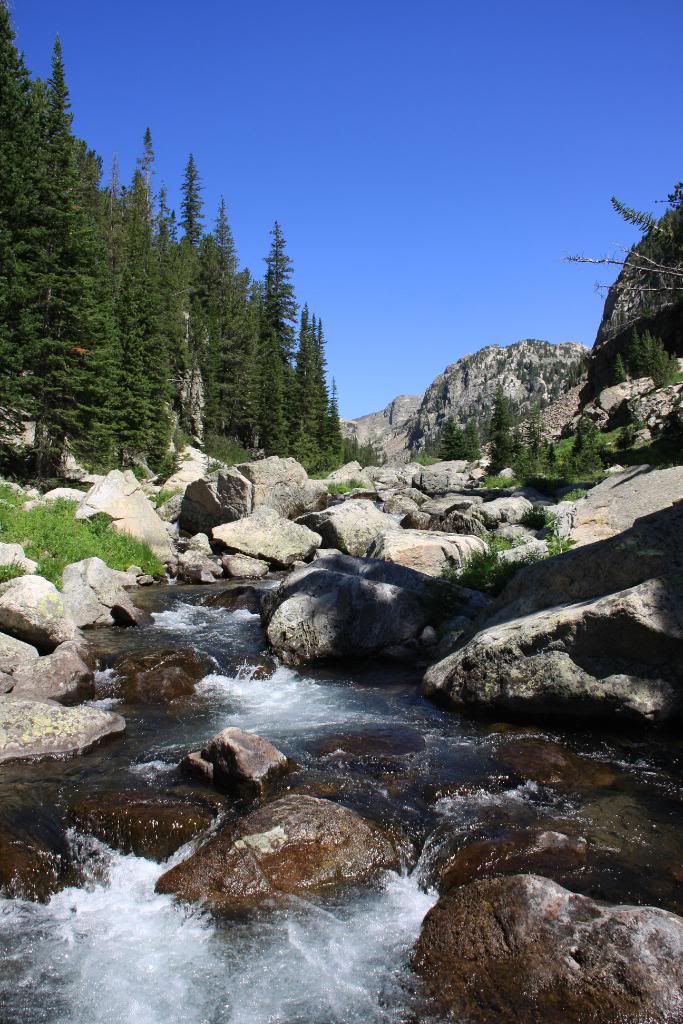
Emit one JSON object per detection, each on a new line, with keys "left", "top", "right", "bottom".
{"left": 496, "top": 738, "right": 617, "bottom": 790}
{"left": 108, "top": 648, "right": 213, "bottom": 703}
{"left": 437, "top": 827, "right": 587, "bottom": 891}
{"left": 155, "top": 794, "right": 402, "bottom": 912}
{"left": 315, "top": 726, "right": 427, "bottom": 759}
{"left": 412, "top": 874, "right": 683, "bottom": 1024}
{"left": 0, "top": 812, "right": 76, "bottom": 902}
{"left": 70, "top": 791, "right": 215, "bottom": 860}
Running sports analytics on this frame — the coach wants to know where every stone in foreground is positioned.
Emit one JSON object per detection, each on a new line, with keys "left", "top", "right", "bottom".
{"left": 201, "top": 727, "right": 289, "bottom": 800}
{"left": 62, "top": 556, "right": 142, "bottom": 628}
{"left": 0, "top": 696, "right": 125, "bottom": 763}
{"left": 412, "top": 874, "right": 683, "bottom": 1024}
{"left": 0, "top": 575, "right": 79, "bottom": 652}
{"left": 212, "top": 507, "right": 321, "bottom": 568}
{"left": 155, "top": 794, "right": 401, "bottom": 912}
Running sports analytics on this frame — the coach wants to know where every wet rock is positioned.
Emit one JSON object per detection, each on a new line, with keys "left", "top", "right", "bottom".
{"left": 75, "top": 469, "right": 173, "bottom": 561}
{"left": 201, "top": 728, "right": 289, "bottom": 800}
{"left": 205, "top": 584, "right": 264, "bottom": 613}
{"left": 423, "top": 576, "right": 683, "bottom": 726}
{"left": 0, "top": 810, "right": 76, "bottom": 901}
{"left": 315, "top": 726, "right": 427, "bottom": 759}
{"left": 436, "top": 827, "right": 587, "bottom": 891}
{"left": 70, "top": 791, "right": 215, "bottom": 861}
{"left": 181, "top": 750, "right": 214, "bottom": 784}
{"left": 212, "top": 507, "right": 321, "bottom": 568}
{"left": 412, "top": 874, "right": 683, "bottom": 1024}
{"left": 496, "top": 739, "right": 617, "bottom": 789}
{"left": 155, "top": 794, "right": 402, "bottom": 912}
{"left": 8, "top": 641, "right": 95, "bottom": 705}
{"left": 62, "top": 556, "right": 144, "bottom": 628}
{"left": 109, "top": 648, "right": 213, "bottom": 703}
{"left": 221, "top": 553, "right": 269, "bottom": 579}
{"left": 367, "top": 528, "right": 486, "bottom": 576}
{"left": 0, "top": 575, "right": 80, "bottom": 652}
{"left": 297, "top": 500, "right": 394, "bottom": 558}
{"left": 0, "top": 696, "right": 125, "bottom": 763}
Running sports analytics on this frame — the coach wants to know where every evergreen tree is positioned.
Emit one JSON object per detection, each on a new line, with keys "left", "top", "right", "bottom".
{"left": 570, "top": 415, "right": 602, "bottom": 475}
{"left": 439, "top": 419, "right": 466, "bottom": 460}
{"left": 613, "top": 353, "right": 627, "bottom": 384}
{"left": 463, "top": 420, "right": 481, "bottom": 461}
{"left": 180, "top": 153, "right": 203, "bottom": 248}
{"left": 263, "top": 221, "right": 297, "bottom": 363}
{"left": 489, "top": 387, "right": 515, "bottom": 472}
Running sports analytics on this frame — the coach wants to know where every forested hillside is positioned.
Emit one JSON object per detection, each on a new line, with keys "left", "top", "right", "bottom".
{"left": 0, "top": 7, "right": 343, "bottom": 479}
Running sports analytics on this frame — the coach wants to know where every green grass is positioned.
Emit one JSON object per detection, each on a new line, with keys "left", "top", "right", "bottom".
{"left": 520, "top": 506, "right": 557, "bottom": 530}
{"left": 482, "top": 474, "right": 519, "bottom": 489}
{"left": 327, "top": 480, "right": 370, "bottom": 495}
{"left": 561, "top": 488, "right": 589, "bottom": 501}
{"left": 443, "top": 536, "right": 535, "bottom": 596}
{"left": 0, "top": 561, "right": 26, "bottom": 584}
{"left": 0, "top": 487, "right": 163, "bottom": 587}
{"left": 152, "top": 488, "right": 181, "bottom": 508}
{"left": 414, "top": 453, "right": 440, "bottom": 466}
{"left": 203, "top": 434, "right": 252, "bottom": 467}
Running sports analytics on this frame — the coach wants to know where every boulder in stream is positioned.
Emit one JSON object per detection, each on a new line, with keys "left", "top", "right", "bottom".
{"left": 106, "top": 647, "right": 213, "bottom": 703}
{"left": 7, "top": 640, "right": 95, "bottom": 705}
{"left": 212, "top": 507, "right": 321, "bottom": 568}
{"left": 155, "top": 794, "right": 403, "bottom": 913}
{"left": 200, "top": 727, "right": 289, "bottom": 800}
{"left": 0, "top": 696, "right": 125, "bottom": 763}
{"left": 62, "top": 556, "right": 144, "bottom": 628}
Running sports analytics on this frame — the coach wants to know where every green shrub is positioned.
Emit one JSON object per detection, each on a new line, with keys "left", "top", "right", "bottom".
{"left": 561, "top": 488, "right": 589, "bottom": 501}
{"left": 204, "top": 434, "right": 252, "bottom": 467}
{"left": 547, "top": 534, "right": 575, "bottom": 556}
{"left": 520, "top": 506, "right": 556, "bottom": 530}
{"left": 327, "top": 480, "right": 369, "bottom": 495}
{"left": 482, "top": 474, "right": 519, "bottom": 489}
{"left": 443, "top": 536, "right": 538, "bottom": 596}
{"left": 0, "top": 494, "right": 163, "bottom": 587}
{"left": 0, "top": 561, "right": 26, "bottom": 584}
{"left": 414, "top": 452, "right": 440, "bottom": 466}
{"left": 152, "top": 488, "right": 181, "bottom": 509}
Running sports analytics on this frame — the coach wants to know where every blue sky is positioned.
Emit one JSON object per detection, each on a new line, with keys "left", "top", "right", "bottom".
{"left": 12, "top": 0, "right": 683, "bottom": 418}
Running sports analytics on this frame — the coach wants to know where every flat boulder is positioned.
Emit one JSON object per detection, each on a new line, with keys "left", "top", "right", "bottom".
{"left": 213, "top": 507, "right": 321, "bottom": 568}
{"left": 62, "top": 556, "right": 143, "bottom": 628}
{"left": 76, "top": 470, "right": 172, "bottom": 561}
{"left": 201, "top": 727, "right": 289, "bottom": 800}
{"left": 155, "top": 794, "right": 402, "bottom": 912}
{"left": 0, "top": 696, "right": 125, "bottom": 764}
{"left": 297, "top": 500, "right": 395, "bottom": 557}
{"left": 571, "top": 465, "right": 683, "bottom": 547}
{"left": 423, "top": 576, "right": 683, "bottom": 726}
{"left": 221, "top": 553, "right": 269, "bottom": 579}
{"left": 412, "top": 874, "right": 683, "bottom": 1024}
{"left": 413, "top": 461, "right": 470, "bottom": 495}
{"left": 70, "top": 791, "right": 215, "bottom": 861}
{"left": 8, "top": 641, "right": 94, "bottom": 705}
{"left": 367, "top": 529, "right": 486, "bottom": 577}
{"left": 0, "top": 575, "right": 79, "bottom": 652}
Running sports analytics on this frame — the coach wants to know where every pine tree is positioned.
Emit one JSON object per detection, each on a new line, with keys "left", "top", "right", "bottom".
{"left": 463, "top": 420, "right": 481, "bottom": 460}
{"left": 439, "top": 419, "right": 466, "bottom": 460}
{"left": 263, "top": 221, "right": 297, "bottom": 363}
{"left": 613, "top": 353, "right": 627, "bottom": 384}
{"left": 489, "top": 387, "right": 515, "bottom": 473}
{"left": 180, "top": 153, "right": 203, "bottom": 248}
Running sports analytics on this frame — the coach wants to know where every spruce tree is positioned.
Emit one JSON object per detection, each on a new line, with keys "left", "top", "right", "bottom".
{"left": 439, "top": 419, "right": 465, "bottom": 460}
{"left": 263, "top": 221, "right": 297, "bottom": 363}
{"left": 463, "top": 420, "right": 481, "bottom": 460}
{"left": 613, "top": 353, "right": 627, "bottom": 384}
{"left": 180, "top": 153, "right": 203, "bottom": 248}
{"left": 489, "top": 387, "right": 515, "bottom": 473}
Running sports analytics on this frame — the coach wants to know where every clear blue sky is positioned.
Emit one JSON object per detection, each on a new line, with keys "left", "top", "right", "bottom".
{"left": 12, "top": 0, "right": 683, "bottom": 418}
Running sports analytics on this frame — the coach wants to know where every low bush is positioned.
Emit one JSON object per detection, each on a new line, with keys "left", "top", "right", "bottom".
{"left": 0, "top": 561, "right": 26, "bottom": 584}
{"left": 152, "top": 488, "right": 181, "bottom": 508}
{"left": 561, "top": 488, "right": 588, "bottom": 502}
{"left": 327, "top": 480, "right": 369, "bottom": 495}
{"left": 0, "top": 487, "right": 163, "bottom": 587}
{"left": 482, "top": 474, "right": 518, "bottom": 489}
{"left": 520, "top": 506, "right": 556, "bottom": 530}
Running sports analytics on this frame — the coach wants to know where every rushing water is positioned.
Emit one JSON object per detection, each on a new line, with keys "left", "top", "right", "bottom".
{"left": 1, "top": 582, "right": 682, "bottom": 1024}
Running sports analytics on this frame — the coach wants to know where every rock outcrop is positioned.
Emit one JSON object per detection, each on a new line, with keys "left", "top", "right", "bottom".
{"left": 570, "top": 465, "right": 683, "bottom": 546}
{"left": 155, "top": 794, "right": 402, "bottom": 912}
{"left": 412, "top": 874, "right": 683, "bottom": 1024}
{"left": 76, "top": 470, "right": 172, "bottom": 561}
{"left": 212, "top": 507, "right": 321, "bottom": 567}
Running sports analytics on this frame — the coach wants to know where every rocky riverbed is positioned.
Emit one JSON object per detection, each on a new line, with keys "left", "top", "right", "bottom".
{"left": 0, "top": 580, "right": 682, "bottom": 1023}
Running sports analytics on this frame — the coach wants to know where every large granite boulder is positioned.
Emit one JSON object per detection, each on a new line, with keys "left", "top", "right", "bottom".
{"left": 263, "top": 553, "right": 446, "bottom": 664}
{"left": 412, "top": 874, "right": 683, "bottom": 1024}
{"left": 0, "top": 575, "right": 79, "bottom": 652}
{"left": 76, "top": 470, "right": 173, "bottom": 561}
{"left": 179, "top": 466, "right": 253, "bottom": 534}
{"left": 162, "top": 445, "right": 210, "bottom": 493}
{"left": 237, "top": 456, "right": 328, "bottom": 518}
{"left": 324, "top": 461, "right": 374, "bottom": 489}
{"left": 413, "top": 460, "right": 469, "bottom": 495}
{"left": 7, "top": 641, "right": 94, "bottom": 705}
{"left": 423, "top": 576, "right": 683, "bottom": 725}
{"left": 367, "top": 529, "right": 486, "bottom": 577}
{"left": 571, "top": 465, "right": 683, "bottom": 547}
{"left": 213, "top": 508, "right": 321, "bottom": 568}
{"left": 0, "top": 542, "right": 37, "bottom": 575}
{"left": 297, "top": 500, "right": 395, "bottom": 557}
{"left": 0, "top": 632, "right": 38, "bottom": 675}
{"left": 0, "top": 696, "right": 125, "bottom": 763}
{"left": 62, "top": 557, "right": 142, "bottom": 628}
{"left": 155, "top": 794, "right": 402, "bottom": 913}
{"left": 475, "top": 494, "right": 533, "bottom": 529}
{"left": 221, "top": 553, "right": 269, "bottom": 579}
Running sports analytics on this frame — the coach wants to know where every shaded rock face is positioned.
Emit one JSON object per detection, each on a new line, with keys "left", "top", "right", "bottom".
{"left": 107, "top": 648, "right": 212, "bottom": 703}
{"left": 8, "top": 641, "right": 94, "bottom": 705}
{"left": 179, "top": 467, "right": 253, "bottom": 535}
{"left": 212, "top": 507, "right": 321, "bottom": 568}
{"left": 75, "top": 470, "right": 172, "bottom": 561}
{"left": 423, "top": 576, "right": 683, "bottom": 726}
{"left": 0, "top": 575, "right": 79, "bottom": 652}
{"left": 236, "top": 457, "right": 328, "bottom": 519}
{"left": 0, "top": 697, "right": 125, "bottom": 764}
{"left": 0, "top": 632, "right": 38, "bottom": 675}
{"left": 297, "top": 500, "right": 395, "bottom": 557}
{"left": 570, "top": 465, "right": 683, "bottom": 547}
{"left": 62, "top": 556, "right": 142, "bottom": 628}
{"left": 366, "top": 529, "right": 486, "bottom": 577}
{"left": 201, "top": 728, "right": 289, "bottom": 801}
{"left": 263, "top": 556, "right": 436, "bottom": 665}
{"left": 155, "top": 795, "right": 402, "bottom": 913}
{"left": 70, "top": 792, "right": 215, "bottom": 861}
{"left": 0, "top": 810, "right": 76, "bottom": 902}
{"left": 412, "top": 874, "right": 683, "bottom": 1024}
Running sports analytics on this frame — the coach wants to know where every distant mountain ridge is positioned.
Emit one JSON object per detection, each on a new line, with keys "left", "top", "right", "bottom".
{"left": 343, "top": 339, "right": 588, "bottom": 460}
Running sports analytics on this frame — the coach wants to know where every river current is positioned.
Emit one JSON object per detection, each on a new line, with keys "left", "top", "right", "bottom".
{"left": 1, "top": 582, "right": 681, "bottom": 1024}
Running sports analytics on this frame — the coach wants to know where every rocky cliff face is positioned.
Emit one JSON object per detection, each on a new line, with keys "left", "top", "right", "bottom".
{"left": 347, "top": 340, "right": 588, "bottom": 460}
